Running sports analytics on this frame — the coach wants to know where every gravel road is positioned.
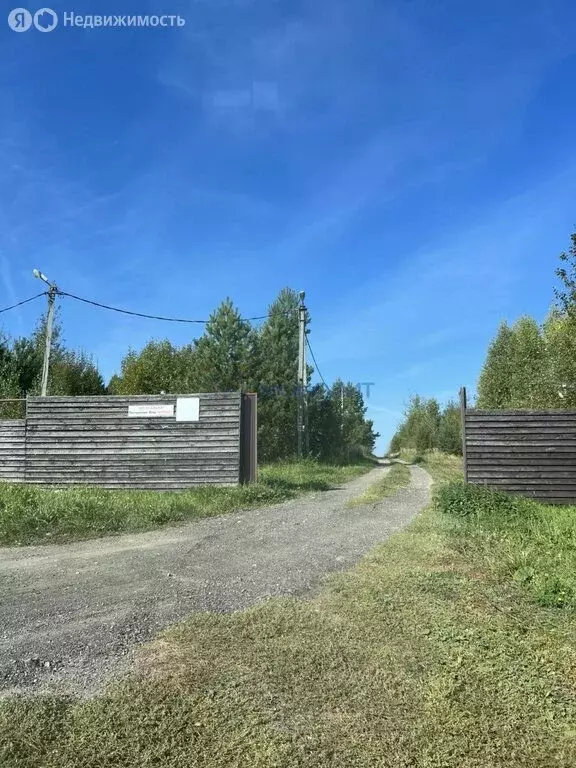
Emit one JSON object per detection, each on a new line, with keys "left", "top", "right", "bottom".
{"left": 0, "top": 464, "right": 431, "bottom": 696}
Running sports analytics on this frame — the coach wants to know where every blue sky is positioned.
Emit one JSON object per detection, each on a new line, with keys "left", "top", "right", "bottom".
{"left": 1, "top": 0, "right": 575, "bottom": 452}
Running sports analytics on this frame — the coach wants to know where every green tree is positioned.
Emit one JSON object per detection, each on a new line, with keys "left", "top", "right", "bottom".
{"left": 109, "top": 340, "right": 197, "bottom": 395}
{"left": 30, "top": 312, "right": 105, "bottom": 397}
{"left": 508, "top": 316, "right": 547, "bottom": 408}
{"left": 542, "top": 310, "right": 576, "bottom": 408}
{"left": 415, "top": 397, "right": 441, "bottom": 452}
{"left": 0, "top": 311, "right": 106, "bottom": 404}
{"left": 438, "top": 402, "right": 462, "bottom": 455}
{"left": 193, "top": 299, "right": 258, "bottom": 393}
{"left": 10, "top": 337, "right": 42, "bottom": 396}
{"left": 307, "top": 384, "right": 341, "bottom": 460}
{"left": 477, "top": 317, "right": 547, "bottom": 409}
{"left": 49, "top": 350, "right": 106, "bottom": 396}
{"left": 389, "top": 395, "right": 444, "bottom": 454}
{"left": 476, "top": 322, "right": 516, "bottom": 408}
{"left": 328, "top": 380, "right": 378, "bottom": 459}
{"left": 256, "top": 289, "right": 300, "bottom": 460}
{"left": 0, "top": 332, "right": 20, "bottom": 416}
{"left": 554, "top": 230, "right": 576, "bottom": 317}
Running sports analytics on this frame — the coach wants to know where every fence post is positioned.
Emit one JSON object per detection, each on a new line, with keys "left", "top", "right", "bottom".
{"left": 459, "top": 386, "right": 468, "bottom": 483}
{"left": 240, "top": 393, "right": 258, "bottom": 484}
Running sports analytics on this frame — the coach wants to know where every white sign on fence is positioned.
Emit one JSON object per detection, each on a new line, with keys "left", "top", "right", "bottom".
{"left": 176, "top": 397, "right": 200, "bottom": 422}
{"left": 128, "top": 403, "right": 175, "bottom": 418}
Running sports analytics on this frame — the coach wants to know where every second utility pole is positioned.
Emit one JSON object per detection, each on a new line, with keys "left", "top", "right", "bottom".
{"left": 297, "top": 290, "right": 307, "bottom": 458}
{"left": 41, "top": 286, "right": 57, "bottom": 397}
{"left": 33, "top": 269, "right": 58, "bottom": 397}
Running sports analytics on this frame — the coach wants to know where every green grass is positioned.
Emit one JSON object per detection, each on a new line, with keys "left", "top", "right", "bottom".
{"left": 436, "top": 479, "right": 576, "bottom": 609}
{"left": 347, "top": 461, "right": 411, "bottom": 506}
{"left": 0, "top": 459, "right": 373, "bottom": 547}
{"left": 2, "top": 452, "right": 575, "bottom": 767}
{"left": 419, "top": 449, "right": 463, "bottom": 484}
{"left": 395, "top": 448, "right": 425, "bottom": 465}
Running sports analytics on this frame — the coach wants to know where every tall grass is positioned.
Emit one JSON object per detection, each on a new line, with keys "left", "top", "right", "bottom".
{"left": 0, "top": 459, "right": 373, "bottom": 547}
{"left": 436, "top": 480, "right": 576, "bottom": 608}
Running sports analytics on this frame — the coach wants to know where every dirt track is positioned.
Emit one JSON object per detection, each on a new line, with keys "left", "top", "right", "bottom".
{"left": 0, "top": 465, "right": 431, "bottom": 695}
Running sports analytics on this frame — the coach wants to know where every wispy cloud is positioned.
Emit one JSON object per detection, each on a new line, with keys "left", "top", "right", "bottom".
{"left": 0, "top": 251, "right": 21, "bottom": 333}
{"left": 159, "top": 0, "right": 436, "bottom": 133}
{"left": 308, "top": 153, "right": 576, "bottom": 393}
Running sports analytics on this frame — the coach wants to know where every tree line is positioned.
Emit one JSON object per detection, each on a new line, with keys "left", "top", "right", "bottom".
{"left": 477, "top": 231, "right": 576, "bottom": 409}
{"left": 389, "top": 397, "right": 462, "bottom": 456}
{"left": 0, "top": 288, "right": 378, "bottom": 462}
{"left": 0, "top": 319, "right": 106, "bottom": 412}
{"left": 390, "top": 230, "right": 576, "bottom": 454}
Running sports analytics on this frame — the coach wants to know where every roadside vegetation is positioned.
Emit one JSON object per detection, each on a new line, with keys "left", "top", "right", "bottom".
{"left": 2, "top": 451, "right": 575, "bottom": 767}
{"left": 0, "top": 459, "right": 374, "bottom": 547}
{"left": 438, "top": 479, "right": 576, "bottom": 608}
{"left": 389, "top": 396, "right": 462, "bottom": 455}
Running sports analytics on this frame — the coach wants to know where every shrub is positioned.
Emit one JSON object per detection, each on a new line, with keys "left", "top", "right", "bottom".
{"left": 435, "top": 480, "right": 536, "bottom": 524}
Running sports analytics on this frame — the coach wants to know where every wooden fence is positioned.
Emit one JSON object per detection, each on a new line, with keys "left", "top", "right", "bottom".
{"left": 0, "top": 420, "right": 26, "bottom": 483}
{"left": 461, "top": 387, "right": 576, "bottom": 503}
{"left": 0, "top": 393, "right": 257, "bottom": 490}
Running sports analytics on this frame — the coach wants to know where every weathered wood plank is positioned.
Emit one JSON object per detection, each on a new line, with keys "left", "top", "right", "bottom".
{"left": 0, "top": 421, "right": 26, "bottom": 482}
{"left": 467, "top": 440, "right": 576, "bottom": 448}
{"left": 468, "top": 470, "right": 576, "bottom": 479}
{"left": 468, "top": 477, "right": 576, "bottom": 487}
{"left": 24, "top": 482, "right": 242, "bottom": 487}
{"left": 26, "top": 458, "right": 240, "bottom": 468}
{"left": 26, "top": 417, "right": 241, "bottom": 427}
{"left": 17, "top": 392, "right": 245, "bottom": 489}
{"left": 467, "top": 409, "right": 576, "bottom": 417}
{"left": 464, "top": 407, "right": 576, "bottom": 503}
{"left": 467, "top": 463, "right": 576, "bottom": 471}
{"left": 465, "top": 427, "right": 576, "bottom": 436}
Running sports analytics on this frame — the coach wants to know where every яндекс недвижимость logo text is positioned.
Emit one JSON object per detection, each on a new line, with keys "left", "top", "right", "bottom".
{"left": 7, "top": 8, "right": 186, "bottom": 31}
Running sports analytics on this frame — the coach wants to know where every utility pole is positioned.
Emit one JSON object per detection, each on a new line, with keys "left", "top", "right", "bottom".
{"left": 304, "top": 323, "right": 310, "bottom": 456}
{"left": 33, "top": 269, "right": 58, "bottom": 397}
{"left": 297, "top": 290, "right": 307, "bottom": 458}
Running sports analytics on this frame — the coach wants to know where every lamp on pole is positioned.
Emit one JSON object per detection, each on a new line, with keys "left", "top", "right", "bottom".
{"left": 33, "top": 269, "right": 58, "bottom": 397}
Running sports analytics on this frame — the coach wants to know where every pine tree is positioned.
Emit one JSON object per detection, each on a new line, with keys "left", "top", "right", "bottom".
{"left": 328, "top": 379, "right": 378, "bottom": 459}
{"left": 307, "top": 384, "right": 341, "bottom": 459}
{"left": 193, "top": 299, "right": 258, "bottom": 392}
{"left": 256, "top": 289, "right": 300, "bottom": 460}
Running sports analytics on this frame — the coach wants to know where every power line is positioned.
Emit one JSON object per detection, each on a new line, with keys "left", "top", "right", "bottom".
{"left": 58, "top": 291, "right": 213, "bottom": 324}
{"left": 57, "top": 291, "right": 296, "bottom": 325}
{"left": 1, "top": 287, "right": 299, "bottom": 327}
{"left": 306, "top": 336, "right": 328, "bottom": 388}
{"left": 0, "top": 292, "right": 47, "bottom": 315}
